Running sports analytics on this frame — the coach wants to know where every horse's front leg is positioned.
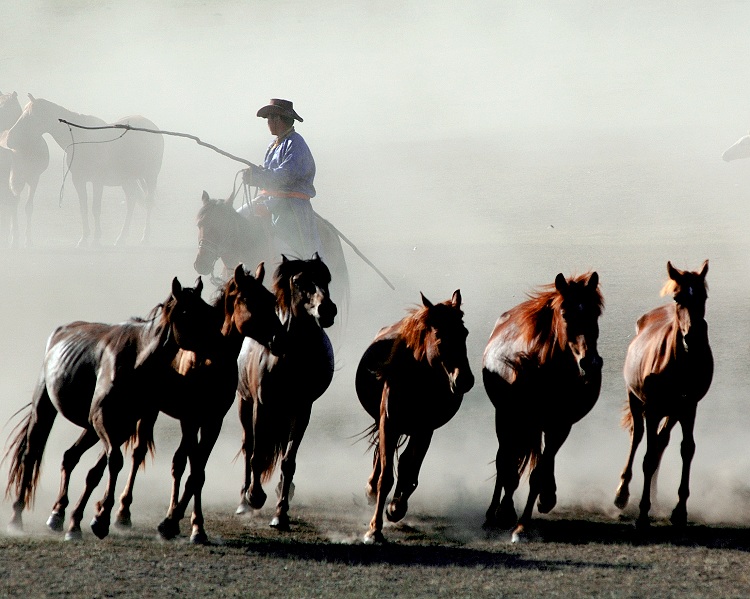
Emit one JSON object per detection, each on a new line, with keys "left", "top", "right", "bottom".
{"left": 116, "top": 180, "right": 139, "bottom": 246}
{"left": 512, "top": 425, "right": 571, "bottom": 543}
{"left": 637, "top": 412, "right": 673, "bottom": 530}
{"left": 671, "top": 405, "right": 697, "bottom": 528}
{"left": 187, "top": 420, "right": 224, "bottom": 544}
{"left": 386, "top": 430, "right": 433, "bottom": 523}
{"left": 271, "top": 404, "right": 313, "bottom": 531}
{"left": 157, "top": 424, "right": 197, "bottom": 541}
{"left": 48, "top": 427, "right": 99, "bottom": 532}
{"left": 236, "top": 395, "right": 257, "bottom": 514}
{"left": 89, "top": 437, "right": 126, "bottom": 540}
{"left": 247, "top": 400, "right": 270, "bottom": 510}
{"left": 65, "top": 449, "right": 108, "bottom": 541}
{"left": 23, "top": 178, "right": 38, "bottom": 247}
{"left": 615, "top": 393, "right": 644, "bottom": 510}
{"left": 91, "top": 181, "right": 103, "bottom": 246}
{"left": 116, "top": 415, "right": 157, "bottom": 528}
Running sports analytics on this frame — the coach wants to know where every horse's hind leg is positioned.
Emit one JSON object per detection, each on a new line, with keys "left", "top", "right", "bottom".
{"left": 72, "top": 177, "right": 90, "bottom": 248}
{"left": 48, "top": 427, "right": 99, "bottom": 532}
{"left": 158, "top": 423, "right": 197, "bottom": 540}
{"left": 91, "top": 181, "right": 103, "bottom": 246}
{"left": 615, "top": 393, "right": 644, "bottom": 510}
{"left": 116, "top": 415, "right": 157, "bottom": 528}
{"left": 387, "top": 430, "right": 433, "bottom": 523}
{"left": 271, "top": 404, "right": 313, "bottom": 531}
{"left": 115, "top": 180, "right": 139, "bottom": 246}
{"left": 24, "top": 179, "right": 38, "bottom": 247}
{"left": 484, "top": 411, "right": 522, "bottom": 530}
{"left": 365, "top": 438, "right": 381, "bottom": 505}
{"left": 670, "top": 405, "right": 697, "bottom": 528}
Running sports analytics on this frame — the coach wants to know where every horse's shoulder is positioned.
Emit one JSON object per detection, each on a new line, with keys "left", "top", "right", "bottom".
{"left": 634, "top": 304, "right": 673, "bottom": 335}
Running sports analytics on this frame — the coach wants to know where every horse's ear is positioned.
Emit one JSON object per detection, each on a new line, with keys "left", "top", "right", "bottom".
{"left": 554, "top": 273, "right": 567, "bottom": 292}
{"left": 667, "top": 261, "right": 680, "bottom": 281}
{"left": 451, "top": 289, "right": 462, "bottom": 308}
{"left": 281, "top": 255, "right": 289, "bottom": 263}
{"left": 587, "top": 272, "right": 599, "bottom": 289}
{"left": 195, "top": 276, "right": 203, "bottom": 295}
{"left": 421, "top": 292, "right": 433, "bottom": 308}
{"left": 12, "top": 91, "right": 17, "bottom": 99}
{"left": 171, "top": 276, "right": 182, "bottom": 298}
{"left": 201, "top": 190, "right": 210, "bottom": 204}
{"left": 254, "top": 262, "right": 265, "bottom": 283}
{"left": 312, "top": 251, "right": 321, "bottom": 261}
{"left": 28, "top": 93, "right": 35, "bottom": 101}
{"left": 234, "top": 263, "right": 246, "bottom": 283}
{"left": 699, "top": 259, "right": 709, "bottom": 278}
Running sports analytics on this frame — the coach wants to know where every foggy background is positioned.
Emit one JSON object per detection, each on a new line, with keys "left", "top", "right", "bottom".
{"left": 3, "top": 0, "right": 750, "bottom": 540}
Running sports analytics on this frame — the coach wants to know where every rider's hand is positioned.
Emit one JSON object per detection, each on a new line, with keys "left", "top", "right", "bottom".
{"left": 242, "top": 168, "right": 253, "bottom": 185}
{"left": 252, "top": 200, "right": 270, "bottom": 217}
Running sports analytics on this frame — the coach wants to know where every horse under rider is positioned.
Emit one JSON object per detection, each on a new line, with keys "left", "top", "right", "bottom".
{"left": 239, "top": 98, "right": 322, "bottom": 260}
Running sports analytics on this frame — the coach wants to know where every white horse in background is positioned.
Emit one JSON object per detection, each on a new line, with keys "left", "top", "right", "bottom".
{"left": 0, "top": 91, "right": 50, "bottom": 247}
{"left": 5, "top": 95, "right": 163, "bottom": 247}
{"left": 722, "top": 133, "right": 750, "bottom": 162}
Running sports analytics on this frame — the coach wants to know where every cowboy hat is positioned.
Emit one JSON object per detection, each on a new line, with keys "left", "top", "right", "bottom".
{"left": 256, "top": 99, "right": 303, "bottom": 122}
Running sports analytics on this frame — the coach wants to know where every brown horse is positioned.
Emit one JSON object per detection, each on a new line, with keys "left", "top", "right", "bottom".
{"left": 0, "top": 91, "right": 49, "bottom": 247}
{"left": 235, "top": 254, "right": 337, "bottom": 530}
{"left": 194, "top": 190, "right": 350, "bottom": 322}
{"left": 356, "top": 290, "right": 474, "bottom": 544}
{"left": 114, "top": 263, "right": 283, "bottom": 543}
{"left": 482, "top": 272, "right": 603, "bottom": 543}
{"left": 614, "top": 260, "right": 712, "bottom": 530}
{"left": 5, "top": 95, "right": 163, "bottom": 247}
{"left": 4, "top": 277, "right": 220, "bottom": 540}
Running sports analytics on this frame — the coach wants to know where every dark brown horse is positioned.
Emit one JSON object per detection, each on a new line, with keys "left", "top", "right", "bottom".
{"left": 0, "top": 91, "right": 49, "bottom": 247}
{"left": 483, "top": 272, "right": 603, "bottom": 543}
{"left": 235, "top": 254, "right": 337, "bottom": 530}
{"left": 5, "top": 95, "right": 163, "bottom": 247}
{"left": 194, "top": 190, "right": 350, "bottom": 322}
{"left": 4, "top": 277, "right": 220, "bottom": 540}
{"left": 356, "top": 290, "right": 474, "bottom": 544}
{"left": 113, "top": 263, "right": 283, "bottom": 543}
{"left": 614, "top": 260, "right": 712, "bottom": 530}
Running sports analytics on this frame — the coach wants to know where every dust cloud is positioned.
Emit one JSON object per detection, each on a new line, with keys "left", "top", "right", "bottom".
{"left": 3, "top": 1, "right": 750, "bottom": 540}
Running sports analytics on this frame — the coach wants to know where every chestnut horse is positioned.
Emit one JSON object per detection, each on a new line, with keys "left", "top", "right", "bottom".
{"left": 113, "top": 263, "right": 283, "bottom": 543}
{"left": 194, "top": 190, "right": 350, "bottom": 323}
{"left": 356, "top": 290, "right": 474, "bottom": 544}
{"left": 5, "top": 277, "right": 220, "bottom": 539}
{"left": 235, "top": 254, "right": 337, "bottom": 530}
{"left": 5, "top": 95, "right": 163, "bottom": 247}
{"left": 614, "top": 260, "right": 712, "bottom": 530}
{"left": 0, "top": 91, "right": 49, "bottom": 247}
{"left": 483, "top": 272, "right": 603, "bottom": 543}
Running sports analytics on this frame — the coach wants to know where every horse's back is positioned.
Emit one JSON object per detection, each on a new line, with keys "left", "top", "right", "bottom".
{"left": 110, "top": 115, "right": 164, "bottom": 181}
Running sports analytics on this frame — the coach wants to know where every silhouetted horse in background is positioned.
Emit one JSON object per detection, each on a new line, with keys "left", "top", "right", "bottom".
{"left": 614, "top": 261, "right": 712, "bottom": 530}
{"left": 5, "top": 277, "right": 219, "bottom": 540}
{"left": 5, "top": 95, "right": 162, "bottom": 247}
{"left": 723, "top": 133, "right": 750, "bottom": 162}
{"left": 235, "top": 254, "right": 337, "bottom": 530}
{"left": 483, "top": 272, "right": 603, "bottom": 543}
{"left": 0, "top": 91, "right": 49, "bottom": 247}
{"left": 194, "top": 190, "right": 350, "bottom": 324}
{"left": 114, "top": 263, "right": 283, "bottom": 543}
{"left": 356, "top": 290, "right": 474, "bottom": 544}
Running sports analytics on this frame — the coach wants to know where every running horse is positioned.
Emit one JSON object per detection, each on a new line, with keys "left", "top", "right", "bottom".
{"left": 4, "top": 95, "right": 163, "bottom": 247}
{"left": 722, "top": 132, "right": 750, "bottom": 162}
{"left": 0, "top": 91, "right": 49, "bottom": 247}
{"left": 5, "top": 277, "right": 219, "bottom": 539}
{"left": 194, "top": 190, "right": 350, "bottom": 321}
{"left": 356, "top": 290, "right": 474, "bottom": 544}
{"left": 235, "top": 254, "right": 337, "bottom": 530}
{"left": 114, "top": 263, "right": 283, "bottom": 543}
{"left": 482, "top": 272, "right": 603, "bottom": 543}
{"left": 614, "top": 261, "right": 712, "bottom": 530}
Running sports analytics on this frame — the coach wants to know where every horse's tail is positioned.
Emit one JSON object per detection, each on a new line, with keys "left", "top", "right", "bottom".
{"left": 3, "top": 382, "right": 57, "bottom": 507}
{"left": 621, "top": 405, "right": 634, "bottom": 430}
{"left": 258, "top": 439, "right": 286, "bottom": 485}
{"left": 517, "top": 430, "right": 542, "bottom": 479}
{"left": 122, "top": 418, "right": 156, "bottom": 470}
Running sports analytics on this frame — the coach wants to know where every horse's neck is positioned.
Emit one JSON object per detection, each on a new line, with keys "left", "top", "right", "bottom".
{"left": 0, "top": 106, "right": 20, "bottom": 131}
{"left": 44, "top": 103, "right": 106, "bottom": 152}
{"left": 133, "top": 317, "right": 178, "bottom": 368}
{"left": 226, "top": 211, "right": 265, "bottom": 263}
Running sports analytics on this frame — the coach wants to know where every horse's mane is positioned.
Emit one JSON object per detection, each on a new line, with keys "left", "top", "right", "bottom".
{"left": 660, "top": 277, "right": 708, "bottom": 298}
{"left": 392, "top": 300, "right": 462, "bottom": 362}
{"left": 513, "top": 273, "right": 603, "bottom": 362}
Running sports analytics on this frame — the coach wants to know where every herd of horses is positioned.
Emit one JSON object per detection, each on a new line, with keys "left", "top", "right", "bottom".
{"left": 0, "top": 92, "right": 723, "bottom": 546}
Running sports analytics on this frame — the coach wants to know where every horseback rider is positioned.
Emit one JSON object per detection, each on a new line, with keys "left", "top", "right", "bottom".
{"left": 239, "top": 99, "right": 322, "bottom": 260}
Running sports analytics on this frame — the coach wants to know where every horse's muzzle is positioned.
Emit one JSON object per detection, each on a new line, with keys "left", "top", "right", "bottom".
{"left": 578, "top": 352, "right": 603, "bottom": 377}
{"left": 317, "top": 300, "right": 337, "bottom": 329}
{"left": 448, "top": 367, "right": 475, "bottom": 395}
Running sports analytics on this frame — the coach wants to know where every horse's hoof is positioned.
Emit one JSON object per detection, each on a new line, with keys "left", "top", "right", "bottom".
{"left": 386, "top": 499, "right": 408, "bottom": 523}
{"left": 363, "top": 530, "right": 386, "bottom": 545}
{"left": 670, "top": 506, "right": 688, "bottom": 528}
{"left": 114, "top": 513, "right": 132, "bottom": 529}
{"left": 46, "top": 511, "right": 65, "bottom": 532}
{"left": 248, "top": 488, "right": 267, "bottom": 510}
{"left": 65, "top": 528, "right": 83, "bottom": 542}
{"left": 235, "top": 496, "right": 253, "bottom": 515}
{"left": 90, "top": 516, "right": 110, "bottom": 539}
{"left": 614, "top": 490, "right": 630, "bottom": 510}
{"left": 269, "top": 514, "right": 290, "bottom": 531}
{"left": 7, "top": 518, "right": 24, "bottom": 536}
{"left": 190, "top": 530, "right": 209, "bottom": 545}
{"left": 158, "top": 519, "right": 180, "bottom": 540}
{"left": 537, "top": 493, "right": 557, "bottom": 514}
